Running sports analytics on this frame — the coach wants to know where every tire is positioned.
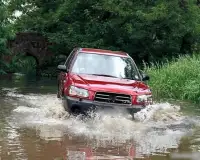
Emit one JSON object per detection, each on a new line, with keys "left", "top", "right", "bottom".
{"left": 57, "top": 90, "right": 61, "bottom": 98}
{"left": 71, "top": 107, "right": 82, "bottom": 116}
{"left": 57, "top": 85, "right": 61, "bottom": 98}
{"left": 62, "top": 99, "right": 71, "bottom": 114}
{"left": 127, "top": 109, "right": 135, "bottom": 120}
{"left": 57, "top": 84, "right": 63, "bottom": 98}
{"left": 131, "top": 113, "right": 135, "bottom": 120}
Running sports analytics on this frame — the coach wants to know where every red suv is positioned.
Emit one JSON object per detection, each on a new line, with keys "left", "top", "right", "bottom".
{"left": 57, "top": 48, "right": 152, "bottom": 118}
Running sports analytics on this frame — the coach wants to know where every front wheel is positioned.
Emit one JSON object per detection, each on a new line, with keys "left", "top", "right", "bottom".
{"left": 127, "top": 109, "right": 136, "bottom": 120}
{"left": 131, "top": 113, "right": 135, "bottom": 120}
{"left": 57, "top": 84, "right": 63, "bottom": 98}
{"left": 57, "top": 89, "right": 61, "bottom": 98}
{"left": 62, "top": 99, "right": 71, "bottom": 114}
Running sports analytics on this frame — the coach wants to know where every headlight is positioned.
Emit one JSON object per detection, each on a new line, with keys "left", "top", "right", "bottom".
{"left": 137, "top": 95, "right": 152, "bottom": 103}
{"left": 69, "top": 86, "right": 89, "bottom": 98}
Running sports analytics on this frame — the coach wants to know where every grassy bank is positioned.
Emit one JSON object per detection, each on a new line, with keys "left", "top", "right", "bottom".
{"left": 144, "top": 54, "right": 200, "bottom": 103}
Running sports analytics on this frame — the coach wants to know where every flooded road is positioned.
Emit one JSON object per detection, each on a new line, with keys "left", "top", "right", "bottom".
{"left": 1, "top": 75, "right": 200, "bottom": 160}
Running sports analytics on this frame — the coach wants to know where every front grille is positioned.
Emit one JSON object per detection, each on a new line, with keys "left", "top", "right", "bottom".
{"left": 94, "top": 92, "right": 132, "bottom": 104}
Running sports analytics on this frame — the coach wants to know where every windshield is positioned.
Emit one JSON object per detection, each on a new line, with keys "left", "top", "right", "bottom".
{"left": 71, "top": 52, "right": 141, "bottom": 80}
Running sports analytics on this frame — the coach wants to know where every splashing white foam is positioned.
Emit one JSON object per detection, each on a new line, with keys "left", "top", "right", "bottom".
{"left": 134, "top": 103, "right": 181, "bottom": 122}
{"left": 5, "top": 89, "right": 195, "bottom": 156}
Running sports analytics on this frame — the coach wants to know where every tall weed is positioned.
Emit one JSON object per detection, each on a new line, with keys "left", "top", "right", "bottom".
{"left": 144, "top": 54, "right": 200, "bottom": 103}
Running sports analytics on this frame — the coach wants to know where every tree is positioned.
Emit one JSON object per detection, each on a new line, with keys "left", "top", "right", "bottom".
{"left": 0, "top": 1, "right": 15, "bottom": 74}
{"left": 8, "top": 0, "right": 200, "bottom": 65}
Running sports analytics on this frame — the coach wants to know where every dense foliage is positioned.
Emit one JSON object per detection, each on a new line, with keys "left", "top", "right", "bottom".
{"left": 8, "top": 0, "right": 200, "bottom": 64}
{"left": 1, "top": 0, "right": 200, "bottom": 102}
{"left": 0, "top": 1, "right": 15, "bottom": 74}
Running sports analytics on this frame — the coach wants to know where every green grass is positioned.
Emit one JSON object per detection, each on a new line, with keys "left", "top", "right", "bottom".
{"left": 144, "top": 54, "right": 200, "bottom": 103}
{"left": 9, "top": 55, "right": 37, "bottom": 75}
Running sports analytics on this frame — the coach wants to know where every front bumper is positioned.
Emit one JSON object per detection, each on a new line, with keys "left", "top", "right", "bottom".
{"left": 64, "top": 96, "right": 145, "bottom": 114}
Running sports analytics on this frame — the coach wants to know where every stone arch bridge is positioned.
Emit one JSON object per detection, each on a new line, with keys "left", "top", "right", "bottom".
{"left": 3, "top": 32, "right": 55, "bottom": 75}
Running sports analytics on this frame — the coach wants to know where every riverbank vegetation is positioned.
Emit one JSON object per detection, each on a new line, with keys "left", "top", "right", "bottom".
{"left": 1, "top": 0, "right": 200, "bottom": 102}
{"left": 145, "top": 54, "right": 200, "bottom": 103}
{"left": 0, "top": 1, "right": 15, "bottom": 74}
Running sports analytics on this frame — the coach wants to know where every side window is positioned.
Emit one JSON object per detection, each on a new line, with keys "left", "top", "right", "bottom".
{"left": 64, "top": 49, "right": 76, "bottom": 70}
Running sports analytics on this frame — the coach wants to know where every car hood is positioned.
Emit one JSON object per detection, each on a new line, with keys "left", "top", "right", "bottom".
{"left": 70, "top": 74, "right": 151, "bottom": 95}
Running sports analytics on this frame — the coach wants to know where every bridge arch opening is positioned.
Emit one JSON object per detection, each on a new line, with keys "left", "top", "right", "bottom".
{"left": 10, "top": 53, "right": 39, "bottom": 75}
{"left": 5, "top": 32, "right": 54, "bottom": 76}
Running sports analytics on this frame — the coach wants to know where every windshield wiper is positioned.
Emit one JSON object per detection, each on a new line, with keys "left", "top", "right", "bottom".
{"left": 90, "top": 74, "right": 118, "bottom": 78}
{"left": 90, "top": 74, "right": 138, "bottom": 80}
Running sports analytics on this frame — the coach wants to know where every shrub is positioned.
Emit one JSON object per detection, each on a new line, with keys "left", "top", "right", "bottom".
{"left": 144, "top": 54, "right": 200, "bottom": 103}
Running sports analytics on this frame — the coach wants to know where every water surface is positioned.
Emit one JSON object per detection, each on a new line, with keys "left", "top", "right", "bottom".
{"left": 0, "top": 75, "right": 200, "bottom": 160}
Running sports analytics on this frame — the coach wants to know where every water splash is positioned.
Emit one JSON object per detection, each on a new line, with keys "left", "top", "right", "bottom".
{"left": 4, "top": 88, "right": 197, "bottom": 156}
{"left": 134, "top": 102, "right": 182, "bottom": 122}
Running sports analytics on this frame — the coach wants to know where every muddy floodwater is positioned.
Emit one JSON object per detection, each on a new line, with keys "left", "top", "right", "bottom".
{"left": 1, "top": 75, "right": 200, "bottom": 160}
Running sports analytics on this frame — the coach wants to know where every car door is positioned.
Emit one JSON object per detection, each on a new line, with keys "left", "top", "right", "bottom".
{"left": 58, "top": 48, "right": 77, "bottom": 97}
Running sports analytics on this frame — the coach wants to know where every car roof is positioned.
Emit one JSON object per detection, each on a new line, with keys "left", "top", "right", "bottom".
{"left": 78, "top": 48, "right": 128, "bottom": 57}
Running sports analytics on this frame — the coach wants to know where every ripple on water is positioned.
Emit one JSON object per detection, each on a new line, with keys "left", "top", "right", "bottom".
{"left": 3, "top": 88, "right": 199, "bottom": 156}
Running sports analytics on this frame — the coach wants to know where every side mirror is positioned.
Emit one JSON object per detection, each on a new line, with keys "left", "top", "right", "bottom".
{"left": 142, "top": 73, "right": 150, "bottom": 81}
{"left": 57, "top": 65, "right": 67, "bottom": 72}
{"left": 139, "top": 70, "right": 150, "bottom": 81}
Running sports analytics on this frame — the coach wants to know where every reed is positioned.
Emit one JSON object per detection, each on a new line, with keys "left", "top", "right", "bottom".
{"left": 144, "top": 54, "right": 200, "bottom": 103}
